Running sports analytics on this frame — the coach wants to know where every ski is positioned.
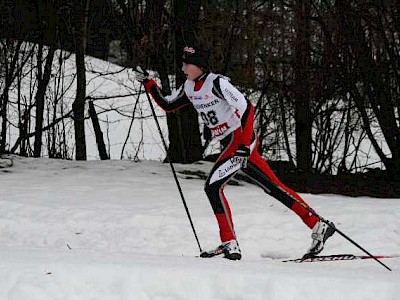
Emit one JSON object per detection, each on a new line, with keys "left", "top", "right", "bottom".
{"left": 283, "top": 253, "right": 400, "bottom": 263}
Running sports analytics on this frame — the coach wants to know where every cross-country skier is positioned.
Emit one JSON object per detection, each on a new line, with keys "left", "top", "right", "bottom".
{"left": 135, "top": 45, "right": 335, "bottom": 260}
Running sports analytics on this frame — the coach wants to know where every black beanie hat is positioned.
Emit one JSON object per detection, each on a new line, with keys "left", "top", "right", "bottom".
{"left": 182, "top": 45, "right": 210, "bottom": 69}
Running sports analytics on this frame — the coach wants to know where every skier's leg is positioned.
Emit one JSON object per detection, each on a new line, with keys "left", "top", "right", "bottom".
{"left": 243, "top": 149, "right": 336, "bottom": 256}
{"left": 204, "top": 129, "right": 242, "bottom": 243}
{"left": 243, "top": 144, "right": 319, "bottom": 229}
{"left": 205, "top": 181, "right": 235, "bottom": 242}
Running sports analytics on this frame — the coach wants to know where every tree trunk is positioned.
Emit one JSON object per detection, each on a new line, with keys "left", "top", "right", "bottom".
{"left": 0, "top": 40, "right": 22, "bottom": 153}
{"left": 168, "top": 0, "right": 202, "bottom": 163}
{"left": 293, "top": 0, "right": 312, "bottom": 172}
{"left": 33, "top": 45, "right": 56, "bottom": 157}
{"left": 72, "top": 0, "right": 90, "bottom": 160}
{"left": 88, "top": 101, "right": 109, "bottom": 160}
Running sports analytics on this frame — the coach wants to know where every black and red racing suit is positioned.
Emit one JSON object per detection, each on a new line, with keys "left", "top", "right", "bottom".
{"left": 144, "top": 72, "right": 319, "bottom": 243}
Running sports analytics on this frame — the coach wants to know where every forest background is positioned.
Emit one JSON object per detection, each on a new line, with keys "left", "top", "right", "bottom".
{"left": 0, "top": 0, "right": 399, "bottom": 196}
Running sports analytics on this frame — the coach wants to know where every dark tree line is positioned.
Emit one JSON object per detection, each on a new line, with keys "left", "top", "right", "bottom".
{"left": 1, "top": 0, "right": 399, "bottom": 183}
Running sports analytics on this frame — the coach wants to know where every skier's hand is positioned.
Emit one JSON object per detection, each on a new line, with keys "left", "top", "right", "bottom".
{"left": 135, "top": 66, "right": 149, "bottom": 83}
{"left": 234, "top": 144, "right": 250, "bottom": 168}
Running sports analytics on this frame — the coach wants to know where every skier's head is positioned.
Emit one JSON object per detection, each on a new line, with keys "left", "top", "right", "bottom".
{"left": 181, "top": 45, "right": 210, "bottom": 70}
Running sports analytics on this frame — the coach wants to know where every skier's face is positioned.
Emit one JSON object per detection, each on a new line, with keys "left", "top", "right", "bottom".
{"left": 181, "top": 63, "right": 204, "bottom": 81}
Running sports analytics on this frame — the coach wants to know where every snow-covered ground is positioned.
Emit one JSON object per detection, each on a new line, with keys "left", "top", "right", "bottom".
{"left": 0, "top": 156, "right": 399, "bottom": 299}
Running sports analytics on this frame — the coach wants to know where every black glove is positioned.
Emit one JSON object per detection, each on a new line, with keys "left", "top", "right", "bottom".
{"left": 135, "top": 66, "right": 149, "bottom": 83}
{"left": 234, "top": 144, "right": 250, "bottom": 168}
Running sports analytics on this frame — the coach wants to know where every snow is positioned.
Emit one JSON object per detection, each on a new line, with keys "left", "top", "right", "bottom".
{"left": 0, "top": 155, "right": 399, "bottom": 299}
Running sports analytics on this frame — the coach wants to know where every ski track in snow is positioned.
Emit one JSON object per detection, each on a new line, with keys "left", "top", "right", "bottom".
{"left": 0, "top": 156, "right": 399, "bottom": 300}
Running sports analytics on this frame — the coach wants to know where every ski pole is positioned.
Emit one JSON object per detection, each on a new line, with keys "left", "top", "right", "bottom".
{"left": 140, "top": 77, "right": 203, "bottom": 253}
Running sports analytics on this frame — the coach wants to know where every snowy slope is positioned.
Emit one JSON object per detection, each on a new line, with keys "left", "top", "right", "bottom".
{"left": 0, "top": 156, "right": 399, "bottom": 299}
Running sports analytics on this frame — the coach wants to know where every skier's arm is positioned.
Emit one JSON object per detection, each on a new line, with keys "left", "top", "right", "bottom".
{"left": 144, "top": 79, "right": 190, "bottom": 113}
{"left": 214, "top": 78, "right": 255, "bottom": 146}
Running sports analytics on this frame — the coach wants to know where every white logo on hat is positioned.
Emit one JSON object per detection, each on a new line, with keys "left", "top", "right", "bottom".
{"left": 183, "top": 46, "right": 195, "bottom": 54}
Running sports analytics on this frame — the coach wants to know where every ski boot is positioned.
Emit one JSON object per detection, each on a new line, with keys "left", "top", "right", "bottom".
{"left": 303, "top": 219, "right": 336, "bottom": 259}
{"left": 200, "top": 239, "right": 242, "bottom": 260}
